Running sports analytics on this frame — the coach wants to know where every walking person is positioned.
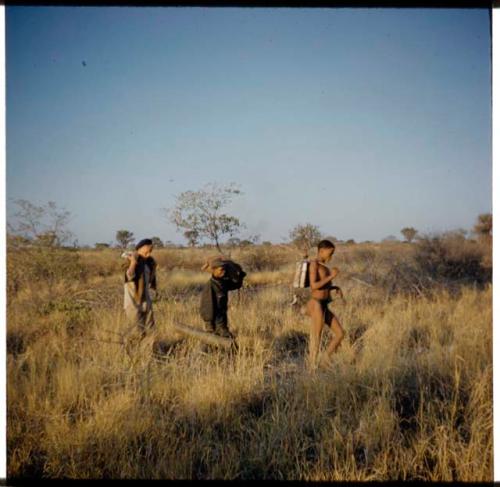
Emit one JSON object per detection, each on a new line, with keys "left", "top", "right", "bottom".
{"left": 306, "top": 239, "right": 345, "bottom": 370}
{"left": 123, "top": 238, "right": 157, "bottom": 337}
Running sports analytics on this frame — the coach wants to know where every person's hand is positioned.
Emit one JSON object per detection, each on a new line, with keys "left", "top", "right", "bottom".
{"left": 128, "top": 251, "right": 138, "bottom": 264}
{"left": 331, "top": 286, "right": 346, "bottom": 303}
{"left": 330, "top": 267, "right": 340, "bottom": 279}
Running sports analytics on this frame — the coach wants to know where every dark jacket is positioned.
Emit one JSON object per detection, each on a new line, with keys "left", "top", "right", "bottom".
{"left": 200, "top": 277, "right": 228, "bottom": 326}
{"left": 122, "top": 256, "right": 157, "bottom": 305}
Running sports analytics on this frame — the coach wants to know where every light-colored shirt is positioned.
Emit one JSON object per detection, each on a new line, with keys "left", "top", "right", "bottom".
{"left": 123, "top": 263, "right": 152, "bottom": 312}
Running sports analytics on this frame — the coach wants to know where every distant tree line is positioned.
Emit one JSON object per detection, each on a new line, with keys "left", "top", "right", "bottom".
{"left": 7, "top": 197, "right": 491, "bottom": 252}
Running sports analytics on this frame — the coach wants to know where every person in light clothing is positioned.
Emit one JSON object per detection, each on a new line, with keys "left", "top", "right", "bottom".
{"left": 123, "top": 238, "right": 157, "bottom": 336}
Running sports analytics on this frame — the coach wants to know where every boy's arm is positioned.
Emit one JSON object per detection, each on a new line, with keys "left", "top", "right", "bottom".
{"left": 330, "top": 285, "right": 345, "bottom": 301}
{"left": 200, "top": 282, "right": 215, "bottom": 323}
{"left": 125, "top": 252, "right": 138, "bottom": 281}
{"left": 150, "top": 260, "right": 157, "bottom": 290}
{"left": 213, "top": 291, "right": 228, "bottom": 327}
{"left": 309, "top": 260, "right": 337, "bottom": 290}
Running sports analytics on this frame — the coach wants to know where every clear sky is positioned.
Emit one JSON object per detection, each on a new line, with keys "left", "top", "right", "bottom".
{"left": 6, "top": 7, "right": 491, "bottom": 246}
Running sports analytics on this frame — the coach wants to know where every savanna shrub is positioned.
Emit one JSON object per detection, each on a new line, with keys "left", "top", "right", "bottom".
{"left": 377, "top": 233, "right": 492, "bottom": 297}
{"left": 7, "top": 245, "right": 86, "bottom": 297}
{"left": 414, "top": 233, "right": 491, "bottom": 285}
{"left": 238, "top": 245, "right": 293, "bottom": 272}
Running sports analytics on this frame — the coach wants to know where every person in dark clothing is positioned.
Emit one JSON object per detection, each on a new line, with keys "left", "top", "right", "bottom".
{"left": 199, "top": 257, "right": 234, "bottom": 339}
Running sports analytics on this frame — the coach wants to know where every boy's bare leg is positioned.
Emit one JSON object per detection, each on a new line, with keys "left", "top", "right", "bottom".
{"left": 320, "top": 314, "right": 345, "bottom": 367}
{"left": 307, "top": 299, "right": 324, "bottom": 370}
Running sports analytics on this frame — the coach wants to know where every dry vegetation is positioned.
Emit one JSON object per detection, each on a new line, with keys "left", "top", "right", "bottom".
{"left": 7, "top": 236, "right": 492, "bottom": 480}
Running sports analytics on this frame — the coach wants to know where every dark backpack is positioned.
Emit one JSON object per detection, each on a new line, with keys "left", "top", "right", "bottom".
{"left": 221, "top": 260, "right": 246, "bottom": 290}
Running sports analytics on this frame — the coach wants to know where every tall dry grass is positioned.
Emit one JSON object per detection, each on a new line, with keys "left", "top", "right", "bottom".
{"left": 7, "top": 240, "right": 492, "bottom": 480}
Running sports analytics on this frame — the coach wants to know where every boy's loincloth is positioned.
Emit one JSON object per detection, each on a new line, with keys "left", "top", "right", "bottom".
{"left": 312, "top": 296, "right": 335, "bottom": 325}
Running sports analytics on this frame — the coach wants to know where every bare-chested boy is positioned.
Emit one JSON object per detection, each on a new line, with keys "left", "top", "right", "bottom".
{"left": 307, "top": 239, "right": 345, "bottom": 370}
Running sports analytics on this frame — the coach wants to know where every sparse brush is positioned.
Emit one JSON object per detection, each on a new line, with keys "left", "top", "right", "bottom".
{"left": 6, "top": 241, "right": 492, "bottom": 480}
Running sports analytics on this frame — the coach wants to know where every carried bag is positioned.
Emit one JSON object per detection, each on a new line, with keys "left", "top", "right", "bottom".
{"left": 293, "top": 259, "right": 310, "bottom": 288}
{"left": 221, "top": 260, "right": 247, "bottom": 290}
{"left": 202, "top": 255, "right": 247, "bottom": 291}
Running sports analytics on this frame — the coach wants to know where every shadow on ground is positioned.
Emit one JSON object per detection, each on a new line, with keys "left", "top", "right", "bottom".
{"left": 272, "top": 329, "right": 308, "bottom": 361}
{"left": 152, "top": 338, "right": 186, "bottom": 360}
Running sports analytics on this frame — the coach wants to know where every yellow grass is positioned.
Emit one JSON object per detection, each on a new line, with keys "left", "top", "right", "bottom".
{"left": 7, "top": 243, "right": 492, "bottom": 480}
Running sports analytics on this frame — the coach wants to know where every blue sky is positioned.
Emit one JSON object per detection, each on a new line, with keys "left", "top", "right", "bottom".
{"left": 6, "top": 7, "right": 491, "bottom": 246}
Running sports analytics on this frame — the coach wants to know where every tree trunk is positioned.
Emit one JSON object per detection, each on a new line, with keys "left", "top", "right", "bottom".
{"left": 215, "top": 235, "right": 222, "bottom": 253}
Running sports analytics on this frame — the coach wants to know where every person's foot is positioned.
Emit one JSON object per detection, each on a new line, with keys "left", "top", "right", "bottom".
{"left": 305, "top": 356, "right": 319, "bottom": 373}
{"left": 198, "top": 342, "right": 211, "bottom": 354}
{"left": 203, "top": 323, "right": 215, "bottom": 333}
{"left": 318, "top": 353, "right": 335, "bottom": 369}
{"left": 215, "top": 327, "right": 233, "bottom": 339}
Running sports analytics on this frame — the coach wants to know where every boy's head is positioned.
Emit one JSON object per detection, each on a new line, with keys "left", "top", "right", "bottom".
{"left": 135, "top": 238, "right": 154, "bottom": 258}
{"left": 201, "top": 257, "right": 226, "bottom": 278}
{"left": 212, "top": 264, "right": 226, "bottom": 279}
{"left": 317, "top": 239, "right": 336, "bottom": 262}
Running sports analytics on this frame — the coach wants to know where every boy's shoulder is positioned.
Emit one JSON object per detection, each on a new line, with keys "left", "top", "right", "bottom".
{"left": 206, "top": 277, "right": 219, "bottom": 291}
{"left": 210, "top": 276, "right": 228, "bottom": 292}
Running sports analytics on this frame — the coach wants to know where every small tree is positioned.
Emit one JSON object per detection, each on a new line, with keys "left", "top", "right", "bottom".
{"left": 248, "top": 234, "right": 261, "bottom": 244}
{"left": 239, "top": 239, "right": 254, "bottom": 247}
{"left": 289, "top": 223, "right": 322, "bottom": 254}
{"left": 8, "top": 199, "right": 73, "bottom": 247}
{"left": 227, "top": 237, "right": 241, "bottom": 247}
{"left": 167, "top": 182, "right": 244, "bottom": 253}
{"left": 401, "top": 227, "right": 418, "bottom": 243}
{"left": 116, "top": 230, "right": 134, "bottom": 249}
{"left": 183, "top": 229, "right": 200, "bottom": 248}
{"left": 474, "top": 213, "right": 492, "bottom": 239}
{"left": 95, "top": 242, "right": 110, "bottom": 250}
{"left": 383, "top": 235, "right": 398, "bottom": 242}
{"left": 151, "top": 237, "right": 164, "bottom": 248}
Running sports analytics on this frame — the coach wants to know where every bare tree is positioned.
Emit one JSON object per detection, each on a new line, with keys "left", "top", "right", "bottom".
{"left": 8, "top": 199, "right": 73, "bottom": 247}
{"left": 289, "top": 223, "right": 322, "bottom": 255}
{"left": 401, "top": 227, "right": 418, "bottom": 243}
{"left": 116, "top": 230, "right": 135, "bottom": 249}
{"left": 167, "top": 183, "right": 244, "bottom": 253}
